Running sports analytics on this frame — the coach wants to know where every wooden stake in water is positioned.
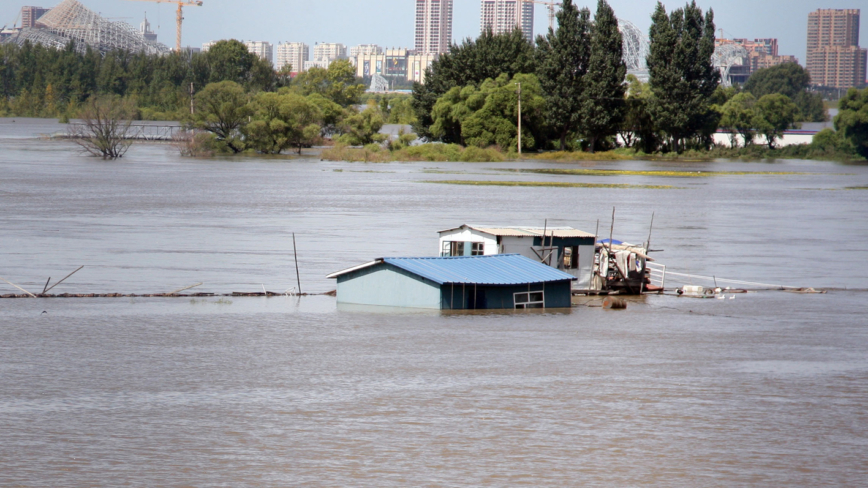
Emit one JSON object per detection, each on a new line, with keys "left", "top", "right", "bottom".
{"left": 293, "top": 232, "right": 302, "bottom": 295}
{"left": 43, "top": 266, "right": 84, "bottom": 294}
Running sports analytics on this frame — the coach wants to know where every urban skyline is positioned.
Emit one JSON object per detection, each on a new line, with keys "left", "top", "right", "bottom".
{"left": 4, "top": 0, "right": 865, "bottom": 71}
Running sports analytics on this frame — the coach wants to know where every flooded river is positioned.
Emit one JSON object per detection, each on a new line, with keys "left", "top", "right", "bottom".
{"left": 2, "top": 118, "right": 867, "bottom": 485}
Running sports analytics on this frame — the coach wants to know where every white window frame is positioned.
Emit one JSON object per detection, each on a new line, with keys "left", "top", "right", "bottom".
{"left": 471, "top": 242, "right": 484, "bottom": 255}
{"left": 514, "top": 291, "right": 545, "bottom": 309}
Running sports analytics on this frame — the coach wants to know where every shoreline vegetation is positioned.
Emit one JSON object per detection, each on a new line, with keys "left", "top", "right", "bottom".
{"left": 3, "top": 2, "right": 866, "bottom": 163}
{"left": 318, "top": 142, "right": 865, "bottom": 164}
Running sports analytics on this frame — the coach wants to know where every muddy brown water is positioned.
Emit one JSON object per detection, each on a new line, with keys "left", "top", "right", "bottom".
{"left": 2, "top": 118, "right": 867, "bottom": 486}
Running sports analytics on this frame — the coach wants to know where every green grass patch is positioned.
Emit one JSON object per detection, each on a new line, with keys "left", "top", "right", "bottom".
{"left": 322, "top": 143, "right": 507, "bottom": 163}
{"left": 528, "top": 150, "right": 633, "bottom": 161}
{"left": 498, "top": 168, "right": 813, "bottom": 177}
{"left": 423, "top": 180, "right": 680, "bottom": 189}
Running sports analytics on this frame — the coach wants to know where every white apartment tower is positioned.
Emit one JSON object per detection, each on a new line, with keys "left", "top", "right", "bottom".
{"left": 415, "top": 0, "right": 453, "bottom": 54}
{"left": 480, "top": 0, "right": 534, "bottom": 42}
{"left": 245, "top": 41, "right": 273, "bottom": 63}
{"left": 276, "top": 42, "right": 309, "bottom": 73}
{"left": 313, "top": 43, "right": 348, "bottom": 62}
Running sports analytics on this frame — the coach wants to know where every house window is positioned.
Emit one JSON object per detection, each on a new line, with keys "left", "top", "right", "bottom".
{"left": 471, "top": 242, "right": 484, "bottom": 255}
{"left": 449, "top": 241, "right": 464, "bottom": 256}
{"left": 514, "top": 291, "right": 545, "bottom": 309}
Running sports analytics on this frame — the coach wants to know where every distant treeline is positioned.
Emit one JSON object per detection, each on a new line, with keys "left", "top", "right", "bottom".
{"left": 0, "top": 39, "right": 276, "bottom": 120}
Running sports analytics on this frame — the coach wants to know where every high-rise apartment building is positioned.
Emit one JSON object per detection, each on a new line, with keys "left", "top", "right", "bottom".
{"left": 807, "top": 9, "right": 860, "bottom": 52}
{"left": 21, "top": 6, "right": 50, "bottom": 28}
{"left": 480, "top": 0, "right": 534, "bottom": 42}
{"left": 245, "top": 41, "right": 273, "bottom": 63}
{"left": 313, "top": 43, "right": 347, "bottom": 62}
{"left": 350, "top": 44, "right": 383, "bottom": 58}
{"left": 415, "top": 0, "right": 453, "bottom": 54}
{"left": 276, "top": 42, "right": 309, "bottom": 73}
{"left": 806, "top": 9, "right": 866, "bottom": 89}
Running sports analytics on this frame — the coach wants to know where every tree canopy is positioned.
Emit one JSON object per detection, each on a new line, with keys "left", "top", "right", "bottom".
{"left": 647, "top": 1, "right": 719, "bottom": 152}
{"left": 743, "top": 63, "right": 827, "bottom": 122}
{"left": 536, "top": 0, "right": 591, "bottom": 150}
{"left": 834, "top": 87, "right": 868, "bottom": 158}
{"left": 411, "top": 28, "right": 536, "bottom": 141}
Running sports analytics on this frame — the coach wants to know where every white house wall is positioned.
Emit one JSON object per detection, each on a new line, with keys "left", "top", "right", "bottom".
{"left": 438, "top": 229, "right": 498, "bottom": 255}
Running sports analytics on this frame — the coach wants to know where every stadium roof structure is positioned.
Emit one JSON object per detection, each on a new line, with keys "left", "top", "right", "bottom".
{"left": 3, "top": 0, "right": 169, "bottom": 55}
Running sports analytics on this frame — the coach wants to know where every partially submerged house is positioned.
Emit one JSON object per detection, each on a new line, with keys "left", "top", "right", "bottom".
{"left": 326, "top": 254, "right": 576, "bottom": 310}
{"left": 437, "top": 225, "right": 596, "bottom": 289}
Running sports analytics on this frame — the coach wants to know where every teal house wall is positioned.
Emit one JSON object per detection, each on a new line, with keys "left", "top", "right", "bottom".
{"left": 335, "top": 263, "right": 442, "bottom": 309}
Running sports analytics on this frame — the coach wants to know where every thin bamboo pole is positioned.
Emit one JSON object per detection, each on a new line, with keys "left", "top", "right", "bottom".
{"left": 293, "top": 232, "right": 302, "bottom": 294}
{"left": 43, "top": 266, "right": 84, "bottom": 294}
{"left": 0, "top": 276, "right": 37, "bottom": 298}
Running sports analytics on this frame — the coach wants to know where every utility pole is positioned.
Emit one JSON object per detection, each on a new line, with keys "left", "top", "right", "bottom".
{"left": 516, "top": 82, "right": 522, "bottom": 155}
{"left": 189, "top": 82, "right": 194, "bottom": 115}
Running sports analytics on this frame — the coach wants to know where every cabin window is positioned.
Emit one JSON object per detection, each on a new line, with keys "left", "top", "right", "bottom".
{"left": 441, "top": 241, "right": 451, "bottom": 256}
{"left": 514, "top": 291, "right": 545, "bottom": 309}
{"left": 444, "top": 241, "right": 464, "bottom": 256}
{"left": 471, "top": 242, "right": 484, "bottom": 255}
{"left": 563, "top": 246, "right": 579, "bottom": 269}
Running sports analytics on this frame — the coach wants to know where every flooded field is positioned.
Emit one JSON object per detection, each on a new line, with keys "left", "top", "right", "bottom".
{"left": 2, "top": 118, "right": 867, "bottom": 485}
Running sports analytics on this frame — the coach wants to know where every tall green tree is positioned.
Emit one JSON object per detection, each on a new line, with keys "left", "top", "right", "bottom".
{"left": 717, "top": 92, "right": 759, "bottom": 147}
{"left": 461, "top": 73, "right": 545, "bottom": 151}
{"left": 754, "top": 93, "right": 798, "bottom": 149}
{"left": 647, "top": 1, "right": 719, "bottom": 153}
{"left": 744, "top": 63, "right": 827, "bottom": 122}
{"left": 244, "top": 91, "right": 323, "bottom": 154}
{"left": 620, "top": 75, "right": 658, "bottom": 152}
{"left": 834, "top": 87, "right": 868, "bottom": 158}
{"left": 411, "top": 28, "right": 536, "bottom": 141}
{"left": 291, "top": 59, "right": 365, "bottom": 107}
{"left": 192, "top": 81, "right": 251, "bottom": 153}
{"left": 536, "top": 0, "right": 591, "bottom": 150}
{"left": 206, "top": 39, "right": 275, "bottom": 91}
{"left": 339, "top": 102, "right": 387, "bottom": 146}
{"left": 582, "top": 0, "right": 626, "bottom": 152}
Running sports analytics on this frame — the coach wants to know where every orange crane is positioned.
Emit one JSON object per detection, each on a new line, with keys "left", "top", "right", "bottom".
{"left": 529, "top": 0, "right": 561, "bottom": 31}
{"left": 127, "top": 0, "right": 203, "bottom": 53}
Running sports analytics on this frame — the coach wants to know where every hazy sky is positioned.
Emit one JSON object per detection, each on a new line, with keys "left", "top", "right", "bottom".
{"left": 5, "top": 0, "right": 865, "bottom": 63}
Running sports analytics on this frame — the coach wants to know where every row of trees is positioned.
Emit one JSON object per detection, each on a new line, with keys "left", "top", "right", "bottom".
{"left": 0, "top": 39, "right": 276, "bottom": 119}
{"left": 412, "top": 0, "right": 828, "bottom": 154}
{"left": 189, "top": 76, "right": 388, "bottom": 155}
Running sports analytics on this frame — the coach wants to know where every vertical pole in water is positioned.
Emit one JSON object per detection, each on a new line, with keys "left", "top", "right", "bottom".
{"left": 608, "top": 207, "right": 615, "bottom": 257}
{"left": 292, "top": 233, "right": 301, "bottom": 294}
{"left": 516, "top": 82, "right": 522, "bottom": 155}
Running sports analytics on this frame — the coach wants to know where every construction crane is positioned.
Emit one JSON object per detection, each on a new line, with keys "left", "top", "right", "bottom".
{"left": 529, "top": 1, "right": 561, "bottom": 31}
{"left": 127, "top": 0, "right": 202, "bottom": 53}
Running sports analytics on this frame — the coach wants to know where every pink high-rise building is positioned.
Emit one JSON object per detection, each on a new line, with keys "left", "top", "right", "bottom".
{"left": 415, "top": 0, "right": 453, "bottom": 55}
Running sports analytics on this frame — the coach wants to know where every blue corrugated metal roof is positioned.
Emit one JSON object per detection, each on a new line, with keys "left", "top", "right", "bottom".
{"left": 380, "top": 254, "right": 576, "bottom": 286}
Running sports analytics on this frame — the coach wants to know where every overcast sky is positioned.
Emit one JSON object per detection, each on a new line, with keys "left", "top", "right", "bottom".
{"left": 6, "top": 0, "right": 865, "bottom": 64}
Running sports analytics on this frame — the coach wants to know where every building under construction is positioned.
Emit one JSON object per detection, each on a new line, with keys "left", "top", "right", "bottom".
{"left": 3, "top": 0, "right": 170, "bottom": 55}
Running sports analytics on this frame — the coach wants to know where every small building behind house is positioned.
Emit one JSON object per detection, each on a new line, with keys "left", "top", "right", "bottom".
{"left": 327, "top": 254, "right": 576, "bottom": 310}
{"left": 437, "top": 225, "right": 596, "bottom": 290}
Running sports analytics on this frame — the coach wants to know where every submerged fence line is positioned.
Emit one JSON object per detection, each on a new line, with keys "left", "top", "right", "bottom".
{"left": 662, "top": 271, "right": 798, "bottom": 290}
